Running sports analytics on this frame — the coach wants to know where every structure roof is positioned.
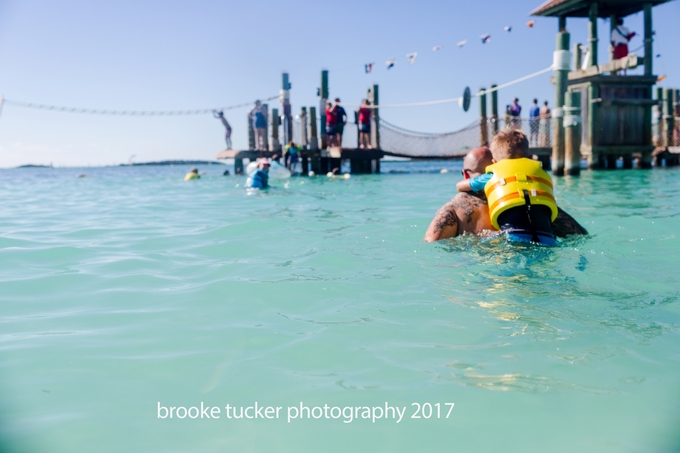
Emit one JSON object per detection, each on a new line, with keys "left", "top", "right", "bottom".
{"left": 530, "top": 0, "right": 672, "bottom": 17}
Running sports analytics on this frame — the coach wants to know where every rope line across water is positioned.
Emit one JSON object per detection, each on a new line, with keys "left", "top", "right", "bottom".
{"left": 0, "top": 95, "right": 279, "bottom": 116}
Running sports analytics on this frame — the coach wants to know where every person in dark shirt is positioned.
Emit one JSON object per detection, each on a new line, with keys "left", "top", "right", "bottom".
{"left": 333, "top": 98, "right": 347, "bottom": 148}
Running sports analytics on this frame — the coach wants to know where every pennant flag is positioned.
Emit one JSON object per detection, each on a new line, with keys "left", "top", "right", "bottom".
{"left": 406, "top": 52, "right": 418, "bottom": 64}
{"left": 364, "top": 63, "right": 373, "bottom": 73}
{"left": 457, "top": 40, "right": 467, "bottom": 48}
{"left": 432, "top": 45, "right": 443, "bottom": 51}
{"left": 504, "top": 26, "right": 512, "bottom": 32}
{"left": 526, "top": 20, "right": 535, "bottom": 28}
{"left": 385, "top": 58, "right": 396, "bottom": 70}
{"left": 480, "top": 34, "right": 491, "bottom": 44}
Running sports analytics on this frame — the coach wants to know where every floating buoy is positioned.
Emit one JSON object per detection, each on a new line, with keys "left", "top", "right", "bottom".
{"left": 308, "top": 171, "right": 316, "bottom": 177}
{"left": 440, "top": 169, "right": 449, "bottom": 174}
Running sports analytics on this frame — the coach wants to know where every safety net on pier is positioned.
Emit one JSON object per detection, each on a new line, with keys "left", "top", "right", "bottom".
{"left": 289, "top": 116, "right": 553, "bottom": 158}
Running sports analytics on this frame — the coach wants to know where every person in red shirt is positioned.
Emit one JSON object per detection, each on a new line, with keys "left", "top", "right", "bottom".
{"left": 325, "top": 101, "right": 337, "bottom": 147}
{"left": 356, "top": 99, "right": 372, "bottom": 149}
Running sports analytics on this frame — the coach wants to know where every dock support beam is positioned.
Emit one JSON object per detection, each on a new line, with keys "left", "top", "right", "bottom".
{"left": 368, "top": 85, "right": 380, "bottom": 149}
{"left": 564, "top": 91, "right": 581, "bottom": 175}
{"left": 588, "top": 3, "right": 598, "bottom": 67}
{"left": 270, "top": 108, "right": 280, "bottom": 152}
{"left": 281, "top": 73, "right": 292, "bottom": 145}
{"left": 644, "top": 3, "right": 653, "bottom": 76}
{"left": 309, "top": 106, "right": 320, "bottom": 174}
{"left": 319, "top": 70, "right": 329, "bottom": 149}
{"left": 490, "top": 84, "right": 498, "bottom": 137}
{"left": 479, "top": 88, "right": 488, "bottom": 146}
{"left": 552, "top": 17, "right": 569, "bottom": 176}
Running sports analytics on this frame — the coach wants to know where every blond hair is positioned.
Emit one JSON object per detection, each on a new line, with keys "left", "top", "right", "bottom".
{"left": 490, "top": 129, "right": 529, "bottom": 160}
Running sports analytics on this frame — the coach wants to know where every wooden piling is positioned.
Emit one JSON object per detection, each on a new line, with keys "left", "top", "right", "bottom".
{"left": 309, "top": 106, "right": 320, "bottom": 174}
{"left": 588, "top": 3, "right": 598, "bottom": 67}
{"left": 262, "top": 104, "right": 269, "bottom": 151}
{"left": 247, "top": 111, "right": 255, "bottom": 151}
{"left": 552, "top": 21, "right": 569, "bottom": 176}
{"left": 368, "top": 85, "right": 380, "bottom": 149}
{"left": 564, "top": 91, "right": 581, "bottom": 175}
{"left": 490, "top": 84, "right": 498, "bottom": 137}
{"left": 320, "top": 70, "right": 329, "bottom": 149}
{"left": 644, "top": 3, "right": 653, "bottom": 76}
{"left": 664, "top": 88, "right": 674, "bottom": 150}
{"left": 281, "top": 73, "right": 292, "bottom": 145}
{"left": 573, "top": 43, "right": 582, "bottom": 71}
{"left": 479, "top": 88, "right": 488, "bottom": 146}
{"left": 270, "top": 107, "right": 280, "bottom": 152}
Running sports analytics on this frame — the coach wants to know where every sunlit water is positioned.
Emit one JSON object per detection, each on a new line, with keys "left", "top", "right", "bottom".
{"left": 1, "top": 162, "right": 679, "bottom": 452}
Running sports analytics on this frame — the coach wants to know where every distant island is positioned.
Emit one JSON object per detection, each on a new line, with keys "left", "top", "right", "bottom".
{"left": 121, "top": 160, "right": 225, "bottom": 166}
{"left": 17, "top": 164, "right": 52, "bottom": 168}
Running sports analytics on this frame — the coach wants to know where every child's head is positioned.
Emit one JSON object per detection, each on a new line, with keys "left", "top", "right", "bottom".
{"left": 490, "top": 129, "right": 529, "bottom": 161}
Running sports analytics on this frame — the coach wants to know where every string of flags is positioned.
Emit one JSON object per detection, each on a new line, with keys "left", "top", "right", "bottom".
{"left": 360, "top": 21, "right": 539, "bottom": 73}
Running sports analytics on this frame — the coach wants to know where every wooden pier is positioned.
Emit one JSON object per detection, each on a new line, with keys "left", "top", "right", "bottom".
{"left": 216, "top": 147, "right": 384, "bottom": 175}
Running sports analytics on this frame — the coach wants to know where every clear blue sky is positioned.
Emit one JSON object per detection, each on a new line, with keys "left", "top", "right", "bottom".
{"left": 0, "top": 0, "right": 678, "bottom": 167}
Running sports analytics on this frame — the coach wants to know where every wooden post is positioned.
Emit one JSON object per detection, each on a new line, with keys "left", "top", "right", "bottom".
{"left": 588, "top": 3, "right": 598, "bottom": 67}
{"left": 644, "top": 3, "right": 653, "bottom": 76}
{"left": 609, "top": 15, "right": 617, "bottom": 63}
{"left": 490, "top": 84, "right": 498, "bottom": 137}
{"left": 319, "top": 70, "right": 329, "bottom": 149}
{"left": 300, "top": 107, "right": 308, "bottom": 147}
{"left": 247, "top": 111, "right": 255, "bottom": 150}
{"left": 234, "top": 157, "right": 244, "bottom": 175}
{"left": 552, "top": 19, "right": 570, "bottom": 176}
{"left": 281, "top": 73, "right": 292, "bottom": 145}
{"left": 368, "top": 85, "right": 380, "bottom": 149}
{"left": 664, "top": 88, "right": 674, "bottom": 149}
{"left": 479, "top": 88, "right": 488, "bottom": 146}
{"left": 564, "top": 91, "right": 581, "bottom": 175}
{"left": 309, "top": 106, "right": 320, "bottom": 174}
{"left": 270, "top": 107, "right": 280, "bottom": 152}
{"left": 574, "top": 43, "right": 582, "bottom": 71}
{"left": 262, "top": 104, "right": 270, "bottom": 151}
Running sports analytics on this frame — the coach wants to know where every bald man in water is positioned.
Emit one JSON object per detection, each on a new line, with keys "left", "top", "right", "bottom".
{"left": 425, "top": 146, "right": 587, "bottom": 241}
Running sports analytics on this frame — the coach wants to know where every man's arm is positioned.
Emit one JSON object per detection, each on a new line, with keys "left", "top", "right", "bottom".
{"left": 425, "top": 201, "right": 460, "bottom": 242}
{"left": 552, "top": 207, "right": 588, "bottom": 237}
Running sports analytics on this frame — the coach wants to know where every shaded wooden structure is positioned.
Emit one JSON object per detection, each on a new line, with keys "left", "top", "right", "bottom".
{"left": 531, "top": 0, "right": 671, "bottom": 171}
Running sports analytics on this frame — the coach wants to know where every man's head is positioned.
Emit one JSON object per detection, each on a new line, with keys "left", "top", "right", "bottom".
{"left": 544, "top": 100, "right": 549, "bottom": 106}
{"left": 462, "top": 146, "right": 493, "bottom": 179}
{"left": 617, "top": 18, "right": 624, "bottom": 26}
{"left": 190, "top": 167, "right": 198, "bottom": 174}
{"left": 533, "top": 98, "right": 538, "bottom": 105}
{"left": 513, "top": 98, "right": 519, "bottom": 105}
{"left": 490, "top": 129, "right": 529, "bottom": 160}
{"left": 255, "top": 100, "right": 262, "bottom": 107}
{"left": 334, "top": 98, "right": 341, "bottom": 103}
{"left": 257, "top": 158, "right": 271, "bottom": 171}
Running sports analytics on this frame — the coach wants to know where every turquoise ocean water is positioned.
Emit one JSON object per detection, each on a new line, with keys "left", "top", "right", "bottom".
{"left": 1, "top": 162, "right": 679, "bottom": 452}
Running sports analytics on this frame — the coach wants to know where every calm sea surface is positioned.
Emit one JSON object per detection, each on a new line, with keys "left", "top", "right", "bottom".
{"left": 1, "top": 162, "right": 679, "bottom": 452}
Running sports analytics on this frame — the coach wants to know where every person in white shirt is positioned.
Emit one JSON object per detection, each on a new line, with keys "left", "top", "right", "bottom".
{"left": 611, "top": 18, "right": 636, "bottom": 60}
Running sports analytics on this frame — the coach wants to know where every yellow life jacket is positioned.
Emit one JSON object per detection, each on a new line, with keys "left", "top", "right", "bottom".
{"left": 184, "top": 172, "right": 200, "bottom": 181}
{"left": 483, "top": 158, "right": 558, "bottom": 230}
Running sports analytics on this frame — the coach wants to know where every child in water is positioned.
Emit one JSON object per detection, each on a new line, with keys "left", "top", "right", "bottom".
{"left": 456, "top": 129, "right": 558, "bottom": 246}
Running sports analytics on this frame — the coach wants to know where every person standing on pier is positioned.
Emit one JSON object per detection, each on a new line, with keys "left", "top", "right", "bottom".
{"left": 333, "top": 98, "right": 347, "bottom": 148}
{"left": 529, "top": 99, "right": 540, "bottom": 147}
{"left": 611, "top": 18, "right": 636, "bottom": 60}
{"left": 539, "top": 101, "right": 551, "bottom": 147}
{"left": 510, "top": 98, "right": 522, "bottom": 130}
{"left": 213, "top": 110, "right": 232, "bottom": 149}
{"left": 357, "top": 99, "right": 372, "bottom": 149}
{"left": 325, "top": 102, "right": 337, "bottom": 147}
{"left": 249, "top": 100, "right": 268, "bottom": 151}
